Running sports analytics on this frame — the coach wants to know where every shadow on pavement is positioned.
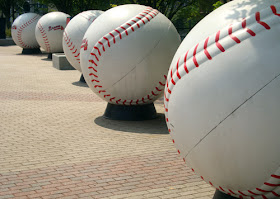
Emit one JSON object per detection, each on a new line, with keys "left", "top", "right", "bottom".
{"left": 72, "top": 81, "right": 88, "bottom": 87}
{"left": 94, "top": 113, "right": 169, "bottom": 134}
{"left": 41, "top": 57, "right": 52, "bottom": 61}
{"left": 16, "top": 52, "right": 48, "bottom": 57}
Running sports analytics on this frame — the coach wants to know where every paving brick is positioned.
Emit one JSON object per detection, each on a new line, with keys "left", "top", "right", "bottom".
{"left": 0, "top": 195, "right": 14, "bottom": 199}
{"left": 64, "top": 190, "right": 85, "bottom": 196}
{"left": 179, "top": 190, "right": 198, "bottom": 196}
{"left": 0, "top": 45, "right": 215, "bottom": 199}
{"left": 35, "top": 187, "right": 57, "bottom": 194}
{"left": 21, "top": 186, "right": 42, "bottom": 192}
{"left": 69, "top": 185, "right": 91, "bottom": 191}
{"left": 160, "top": 193, "right": 181, "bottom": 199}
{"left": 60, "top": 196, "right": 79, "bottom": 199}
{"left": 143, "top": 191, "right": 165, "bottom": 198}
{"left": 28, "top": 191, "right": 52, "bottom": 198}
{"left": 14, "top": 191, "right": 36, "bottom": 197}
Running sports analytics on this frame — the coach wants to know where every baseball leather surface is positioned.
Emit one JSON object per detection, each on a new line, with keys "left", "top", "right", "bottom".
{"left": 80, "top": 4, "right": 181, "bottom": 105}
{"left": 165, "top": 1, "right": 280, "bottom": 198}
{"left": 11, "top": 13, "right": 41, "bottom": 49}
{"left": 63, "top": 10, "right": 104, "bottom": 72}
{"left": 35, "top": 12, "right": 70, "bottom": 53}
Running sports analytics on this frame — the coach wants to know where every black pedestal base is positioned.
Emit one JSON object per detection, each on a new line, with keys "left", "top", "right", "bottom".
{"left": 22, "top": 48, "right": 41, "bottom": 54}
{"left": 213, "top": 189, "right": 278, "bottom": 199}
{"left": 80, "top": 74, "right": 86, "bottom": 83}
{"left": 213, "top": 190, "right": 237, "bottom": 199}
{"left": 48, "top": 53, "right": 52, "bottom": 59}
{"left": 103, "top": 103, "right": 157, "bottom": 121}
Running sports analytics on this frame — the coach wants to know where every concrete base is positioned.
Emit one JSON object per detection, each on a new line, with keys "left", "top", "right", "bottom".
{"left": 22, "top": 48, "right": 42, "bottom": 54}
{"left": 0, "top": 38, "right": 16, "bottom": 46}
{"left": 48, "top": 53, "right": 52, "bottom": 59}
{"left": 103, "top": 103, "right": 158, "bottom": 121}
{"left": 213, "top": 189, "right": 278, "bottom": 199}
{"left": 213, "top": 190, "right": 237, "bottom": 199}
{"left": 80, "top": 74, "right": 86, "bottom": 83}
{"left": 52, "top": 53, "right": 75, "bottom": 70}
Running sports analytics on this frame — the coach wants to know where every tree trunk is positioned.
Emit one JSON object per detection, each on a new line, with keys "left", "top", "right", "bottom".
{"left": 5, "top": 12, "right": 10, "bottom": 29}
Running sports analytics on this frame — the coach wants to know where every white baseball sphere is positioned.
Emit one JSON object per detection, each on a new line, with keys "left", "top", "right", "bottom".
{"left": 80, "top": 4, "right": 181, "bottom": 105}
{"left": 35, "top": 12, "right": 70, "bottom": 53}
{"left": 63, "top": 10, "right": 104, "bottom": 72}
{"left": 11, "top": 13, "right": 41, "bottom": 49}
{"left": 165, "top": 0, "right": 280, "bottom": 198}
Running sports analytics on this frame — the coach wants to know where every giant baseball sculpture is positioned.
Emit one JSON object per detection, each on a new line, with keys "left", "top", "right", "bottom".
{"left": 11, "top": 13, "right": 41, "bottom": 49}
{"left": 80, "top": 4, "right": 180, "bottom": 110}
{"left": 35, "top": 12, "right": 70, "bottom": 53}
{"left": 165, "top": 0, "right": 280, "bottom": 199}
{"left": 63, "top": 10, "right": 104, "bottom": 72}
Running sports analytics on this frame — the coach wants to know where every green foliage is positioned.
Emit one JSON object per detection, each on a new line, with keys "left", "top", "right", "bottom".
{"left": 172, "top": 3, "right": 200, "bottom": 28}
{"left": 171, "top": 0, "right": 221, "bottom": 35}
{"left": 213, "top": 1, "right": 223, "bottom": 10}
{"left": 5, "top": 27, "right": 11, "bottom": 37}
{"left": 113, "top": 0, "right": 197, "bottom": 20}
{"left": 112, "top": 0, "right": 224, "bottom": 35}
{"left": 0, "top": 0, "right": 27, "bottom": 28}
{"left": 38, "top": 0, "right": 112, "bottom": 16}
{"left": 1, "top": 0, "right": 227, "bottom": 36}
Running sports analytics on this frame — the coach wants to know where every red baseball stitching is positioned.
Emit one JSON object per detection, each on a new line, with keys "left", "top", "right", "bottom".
{"left": 165, "top": 4, "right": 280, "bottom": 199}
{"left": 87, "top": 7, "right": 166, "bottom": 105}
{"left": 63, "top": 31, "right": 80, "bottom": 64}
{"left": 16, "top": 15, "right": 40, "bottom": 48}
{"left": 37, "top": 22, "right": 51, "bottom": 52}
{"left": 79, "top": 11, "right": 97, "bottom": 22}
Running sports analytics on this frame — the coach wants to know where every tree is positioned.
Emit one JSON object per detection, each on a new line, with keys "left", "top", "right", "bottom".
{"left": 113, "top": 0, "right": 197, "bottom": 21}
{"left": 170, "top": 0, "right": 219, "bottom": 34}
{"left": 38, "top": 0, "right": 112, "bottom": 16}
{"left": 0, "top": 0, "right": 12, "bottom": 28}
{"left": 113, "top": 0, "right": 226, "bottom": 35}
{"left": 0, "top": 0, "right": 26, "bottom": 28}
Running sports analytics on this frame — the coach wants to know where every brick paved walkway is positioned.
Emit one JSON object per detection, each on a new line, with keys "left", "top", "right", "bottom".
{"left": 0, "top": 46, "right": 215, "bottom": 199}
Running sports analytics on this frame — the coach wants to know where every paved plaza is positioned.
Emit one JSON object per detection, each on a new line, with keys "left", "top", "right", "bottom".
{"left": 0, "top": 45, "right": 215, "bottom": 199}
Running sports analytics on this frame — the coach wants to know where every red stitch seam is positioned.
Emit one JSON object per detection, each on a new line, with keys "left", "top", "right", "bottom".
{"left": 248, "top": 190, "right": 258, "bottom": 196}
{"left": 17, "top": 15, "right": 40, "bottom": 48}
{"left": 242, "top": 18, "right": 256, "bottom": 36}
{"left": 272, "top": 191, "right": 280, "bottom": 197}
{"left": 238, "top": 191, "right": 248, "bottom": 196}
{"left": 79, "top": 12, "right": 97, "bottom": 21}
{"left": 184, "top": 50, "right": 189, "bottom": 73}
{"left": 176, "top": 58, "right": 181, "bottom": 79}
{"left": 90, "top": 53, "right": 99, "bottom": 61}
{"left": 38, "top": 22, "right": 51, "bottom": 52}
{"left": 126, "top": 23, "right": 134, "bottom": 31}
{"left": 109, "top": 33, "right": 116, "bottom": 43}
{"left": 264, "top": 182, "right": 280, "bottom": 186}
{"left": 165, "top": 4, "right": 280, "bottom": 199}
{"left": 271, "top": 5, "right": 280, "bottom": 16}
{"left": 204, "top": 37, "right": 212, "bottom": 60}
{"left": 228, "top": 24, "right": 241, "bottom": 43}
{"left": 215, "top": 30, "right": 225, "bottom": 52}
{"left": 70, "top": 45, "right": 75, "bottom": 51}
{"left": 88, "top": 7, "right": 162, "bottom": 105}
{"left": 256, "top": 12, "right": 271, "bottom": 29}
{"left": 193, "top": 43, "right": 200, "bottom": 67}
{"left": 63, "top": 31, "right": 80, "bottom": 64}
{"left": 88, "top": 67, "right": 97, "bottom": 73}
{"left": 271, "top": 174, "right": 280, "bottom": 179}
